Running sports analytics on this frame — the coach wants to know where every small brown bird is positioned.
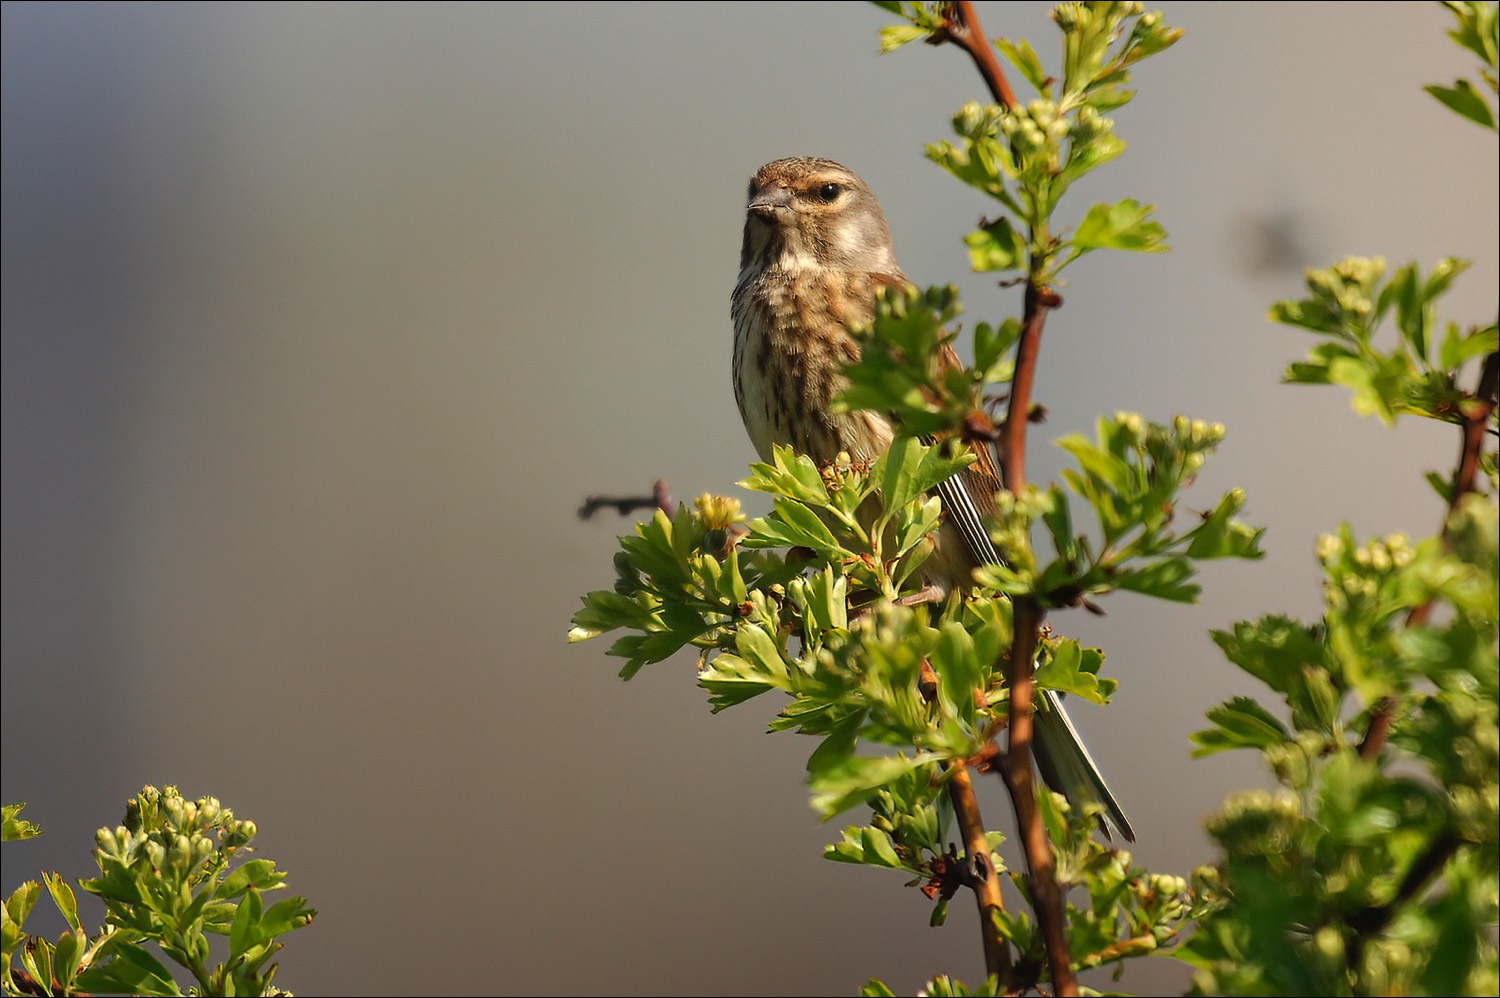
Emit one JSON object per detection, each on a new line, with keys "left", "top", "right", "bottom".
{"left": 731, "top": 156, "right": 1133, "bottom": 841}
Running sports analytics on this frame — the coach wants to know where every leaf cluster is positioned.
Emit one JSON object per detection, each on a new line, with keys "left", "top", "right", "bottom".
{"left": 1425, "top": 0, "right": 1499, "bottom": 129}
{"left": 979, "top": 413, "right": 1264, "bottom": 607}
{"left": 900, "top": 1, "right": 1179, "bottom": 283}
{"left": 1184, "top": 14, "right": 1500, "bottom": 992}
{"left": 1185, "top": 499, "right": 1498, "bottom": 995}
{"left": 1272, "top": 256, "right": 1498, "bottom": 439}
{"left": 2, "top": 787, "right": 313, "bottom": 997}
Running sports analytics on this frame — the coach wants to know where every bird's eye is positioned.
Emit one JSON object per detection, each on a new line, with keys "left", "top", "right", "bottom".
{"left": 815, "top": 182, "right": 843, "bottom": 203}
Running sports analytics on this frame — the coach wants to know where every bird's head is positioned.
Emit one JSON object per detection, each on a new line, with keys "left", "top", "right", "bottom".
{"left": 739, "top": 157, "right": 900, "bottom": 276}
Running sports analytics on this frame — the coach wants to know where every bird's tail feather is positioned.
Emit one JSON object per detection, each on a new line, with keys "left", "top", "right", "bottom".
{"left": 1032, "top": 689, "right": 1135, "bottom": 842}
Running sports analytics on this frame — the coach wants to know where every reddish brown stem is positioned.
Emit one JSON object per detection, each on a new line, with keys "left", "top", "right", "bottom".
{"left": 1000, "top": 596, "right": 1077, "bottom": 996}
{"left": 933, "top": 3, "right": 1073, "bottom": 989}
{"left": 1455, "top": 350, "right": 1499, "bottom": 500}
{"left": 1002, "top": 283, "right": 1052, "bottom": 492}
{"left": 947, "top": 762, "right": 1013, "bottom": 982}
{"left": 940, "top": 2, "right": 1019, "bottom": 110}
{"left": 1360, "top": 348, "right": 1498, "bottom": 759}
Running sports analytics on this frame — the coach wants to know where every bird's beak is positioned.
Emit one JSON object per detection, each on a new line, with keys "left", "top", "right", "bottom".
{"left": 747, "top": 183, "right": 792, "bottom": 218}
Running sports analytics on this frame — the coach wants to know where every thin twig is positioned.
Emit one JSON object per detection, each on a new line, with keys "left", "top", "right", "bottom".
{"left": 1346, "top": 832, "right": 1463, "bottom": 940}
{"left": 948, "top": 763, "right": 1014, "bottom": 982}
{"left": 1360, "top": 347, "right": 1498, "bottom": 759}
{"left": 1002, "top": 283, "right": 1055, "bottom": 493}
{"left": 1345, "top": 831, "right": 1464, "bottom": 974}
{"left": 918, "top": 659, "right": 1011, "bottom": 981}
{"left": 577, "top": 480, "right": 674, "bottom": 520}
{"left": 998, "top": 597, "right": 1076, "bottom": 997}
{"left": 939, "top": 1, "right": 1020, "bottom": 110}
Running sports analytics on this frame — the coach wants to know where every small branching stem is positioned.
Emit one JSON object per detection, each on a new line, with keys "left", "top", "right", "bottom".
{"left": 935, "top": 4, "right": 1075, "bottom": 989}
{"left": 947, "top": 763, "right": 1014, "bottom": 982}
{"left": 939, "top": 1, "right": 1019, "bottom": 110}
{"left": 577, "top": 480, "right": 674, "bottom": 520}
{"left": 999, "top": 597, "right": 1077, "bottom": 997}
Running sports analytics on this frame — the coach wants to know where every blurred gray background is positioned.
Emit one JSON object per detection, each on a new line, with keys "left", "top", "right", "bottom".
{"left": 3, "top": 2, "right": 1495, "bottom": 994}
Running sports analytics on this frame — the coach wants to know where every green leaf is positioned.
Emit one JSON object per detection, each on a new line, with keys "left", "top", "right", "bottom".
{"left": 878, "top": 22, "right": 927, "bottom": 53}
{"left": 808, "top": 754, "right": 938, "bottom": 820}
{"left": 740, "top": 446, "right": 832, "bottom": 506}
{"left": 53, "top": 930, "right": 85, "bottom": 992}
{"left": 76, "top": 940, "right": 183, "bottom": 997}
{"left": 569, "top": 590, "right": 657, "bottom": 643}
{"left": 1116, "top": 557, "right": 1199, "bottom": 602}
{"left": 1185, "top": 489, "right": 1264, "bottom": 560}
{"left": 733, "top": 624, "right": 790, "bottom": 684}
{"left": 1071, "top": 198, "right": 1168, "bottom": 254}
{"left": 4, "top": 880, "right": 41, "bottom": 931}
{"left": 217, "top": 859, "right": 285, "bottom": 901}
{"left": 258, "top": 895, "right": 314, "bottom": 939}
{"left": 229, "top": 885, "right": 264, "bottom": 956}
{"left": 19, "top": 936, "right": 53, "bottom": 997}
{"left": 697, "top": 653, "right": 779, "bottom": 711}
{"left": 1035, "top": 639, "right": 1111, "bottom": 705}
{"left": 972, "top": 319, "right": 1021, "bottom": 382}
{"left": 1, "top": 803, "right": 41, "bottom": 841}
{"left": 824, "top": 825, "right": 906, "bottom": 871}
{"left": 42, "top": 871, "right": 80, "bottom": 935}
{"left": 1425, "top": 79, "right": 1497, "bottom": 128}
{"left": 1191, "top": 696, "right": 1290, "bottom": 757}
{"left": 807, "top": 710, "right": 864, "bottom": 776}
{"left": 997, "top": 36, "right": 1049, "bottom": 95}
{"left": 1212, "top": 616, "right": 1324, "bottom": 695}
{"left": 965, "top": 217, "right": 1028, "bottom": 272}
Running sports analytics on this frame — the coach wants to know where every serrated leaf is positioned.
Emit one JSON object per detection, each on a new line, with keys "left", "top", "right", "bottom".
{"left": 1, "top": 803, "right": 41, "bottom": 842}
{"left": 808, "top": 754, "right": 938, "bottom": 820}
{"left": 76, "top": 940, "right": 183, "bottom": 997}
{"left": 879, "top": 22, "right": 927, "bottom": 53}
{"left": 229, "top": 885, "right": 264, "bottom": 956}
{"left": 807, "top": 710, "right": 863, "bottom": 776}
{"left": 1072, "top": 198, "right": 1168, "bottom": 253}
{"left": 42, "top": 872, "right": 80, "bottom": 934}
{"left": 53, "top": 930, "right": 85, "bottom": 990}
{"left": 1035, "top": 639, "right": 1111, "bottom": 705}
{"left": 1191, "top": 696, "right": 1289, "bottom": 757}
{"left": 1117, "top": 557, "right": 1200, "bottom": 602}
{"left": 996, "top": 36, "right": 1049, "bottom": 95}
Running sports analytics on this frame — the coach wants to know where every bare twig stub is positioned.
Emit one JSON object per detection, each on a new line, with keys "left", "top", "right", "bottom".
{"left": 577, "top": 480, "right": 674, "bottom": 520}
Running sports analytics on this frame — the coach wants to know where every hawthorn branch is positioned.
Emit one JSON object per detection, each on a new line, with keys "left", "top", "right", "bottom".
{"left": 948, "top": 762, "right": 1014, "bottom": 982}
{"left": 918, "top": 660, "right": 1012, "bottom": 981}
{"left": 1360, "top": 346, "right": 1498, "bottom": 759}
{"left": 933, "top": 4, "right": 1074, "bottom": 990}
{"left": 1346, "top": 832, "right": 1463, "bottom": 941}
{"left": 998, "top": 596, "right": 1076, "bottom": 997}
{"left": 1002, "top": 283, "right": 1056, "bottom": 493}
